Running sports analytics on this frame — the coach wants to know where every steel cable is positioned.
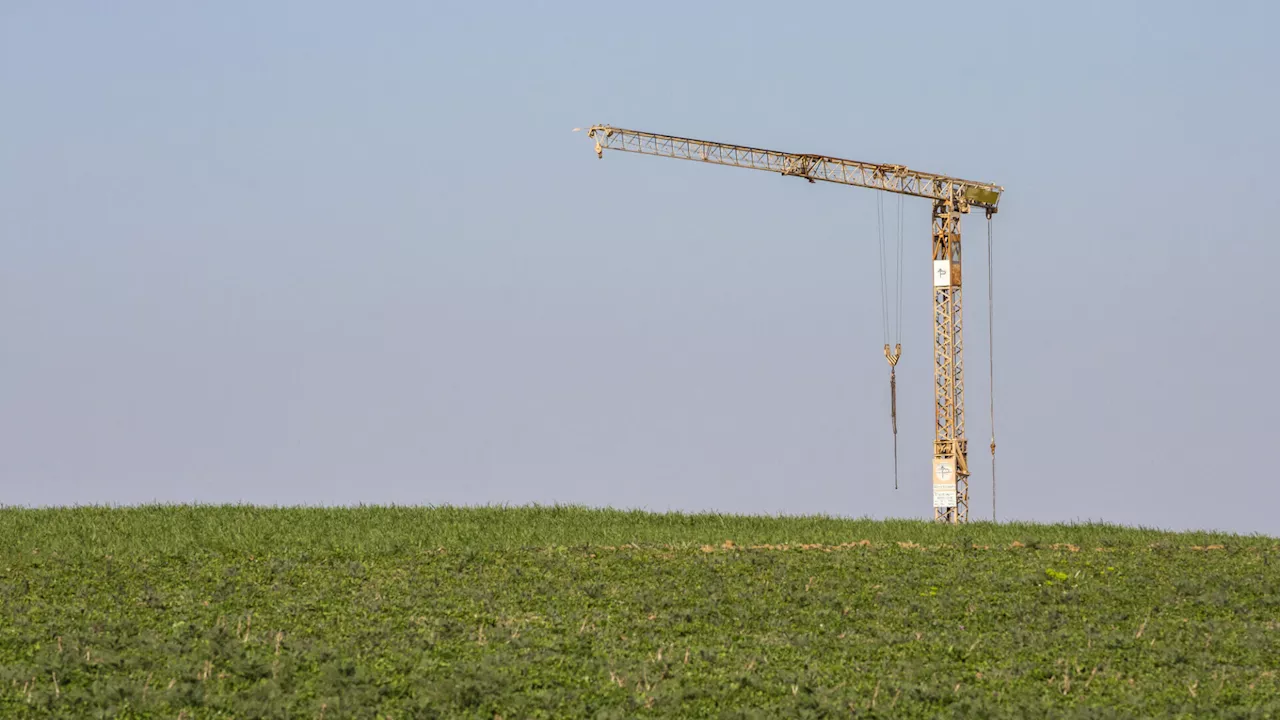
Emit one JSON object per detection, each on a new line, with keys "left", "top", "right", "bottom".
{"left": 987, "top": 213, "right": 997, "bottom": 522}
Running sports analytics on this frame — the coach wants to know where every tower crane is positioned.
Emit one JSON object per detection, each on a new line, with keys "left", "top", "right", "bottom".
{"left": 577, "top": 125, "right": 1003, "bottom": 523}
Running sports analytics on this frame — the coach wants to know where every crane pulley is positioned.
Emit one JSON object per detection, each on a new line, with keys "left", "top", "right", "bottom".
{"left": 577, "top": 124, "right": 1003, "bottom": 523}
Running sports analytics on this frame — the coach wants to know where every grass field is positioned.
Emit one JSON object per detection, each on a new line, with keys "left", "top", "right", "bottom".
{"left": 1, "top": 505, "right": 1278, "bottom": 718}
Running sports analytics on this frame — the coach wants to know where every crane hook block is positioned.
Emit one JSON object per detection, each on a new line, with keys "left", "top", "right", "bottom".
{"left": 595, "top": 141, "right": 603, "bottom": 158}
{"left": 884, "top": 343, "right": 901, "bottom": 367}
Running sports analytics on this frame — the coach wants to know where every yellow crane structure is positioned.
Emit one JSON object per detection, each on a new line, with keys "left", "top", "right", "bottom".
{"left": 578, "top": 125, "right": 1003, "bottom": 523}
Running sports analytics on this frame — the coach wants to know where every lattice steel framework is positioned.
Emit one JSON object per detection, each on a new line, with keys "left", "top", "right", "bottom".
{"left": 932, "top": 199, "right": 968, "bottom": 523}
{"left": 584, "top": 126, "right": 1002, "bottom": 211}
{"left": 580, "top": 125, "right": 1001, "bottom": 522}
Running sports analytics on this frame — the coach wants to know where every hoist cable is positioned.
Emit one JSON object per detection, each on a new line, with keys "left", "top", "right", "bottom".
{"left": 892, "top": 194, "right": 904, "bottom": 491}
{"left": 895, "top": 193, "right": 904, "bottom": 345}
{"left": 876, "top": 192, "right": 902, "bottom": 491}
{"left": 987, "top": 213, "right": 997, "bottom": 522}
{"left": 876, "top": 194, "right": 889, "bottom": 346}
{"left": 890, "top": 368, "right": 898, "bottom": 490}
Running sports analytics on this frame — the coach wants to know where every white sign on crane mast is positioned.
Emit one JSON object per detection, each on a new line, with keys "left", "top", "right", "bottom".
{"left": 932, "top": 459, "right": 958, "bottom": 509}
{"left": 932, "top": 260, "right": 952, "bottom": 287}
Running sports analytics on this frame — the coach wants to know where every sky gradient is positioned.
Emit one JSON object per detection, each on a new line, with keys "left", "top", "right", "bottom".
{"left": 2, "top": 1, "right": 1277, "bottom": 534}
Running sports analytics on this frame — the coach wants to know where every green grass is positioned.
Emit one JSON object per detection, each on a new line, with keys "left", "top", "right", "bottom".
{"left": 1, "top": 505, "right": 1278, "bottom": 718}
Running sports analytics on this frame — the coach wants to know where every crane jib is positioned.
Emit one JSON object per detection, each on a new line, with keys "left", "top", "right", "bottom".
{"left": 585, "top": 125, "right": 1003, "bottom": 212}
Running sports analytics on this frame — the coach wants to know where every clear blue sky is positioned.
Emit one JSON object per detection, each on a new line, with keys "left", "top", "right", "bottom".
{"left": 2, "top": 1, "right": 1277, "bottom": 533}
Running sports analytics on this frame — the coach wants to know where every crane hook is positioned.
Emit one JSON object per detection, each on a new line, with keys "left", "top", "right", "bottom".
{"left": 883, "top": 343, "right": 901, "bottom": 367}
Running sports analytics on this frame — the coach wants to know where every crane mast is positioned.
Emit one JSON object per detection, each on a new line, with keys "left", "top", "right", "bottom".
{"left": 580, "top": 125, "right": 1002, "bottom": 523}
